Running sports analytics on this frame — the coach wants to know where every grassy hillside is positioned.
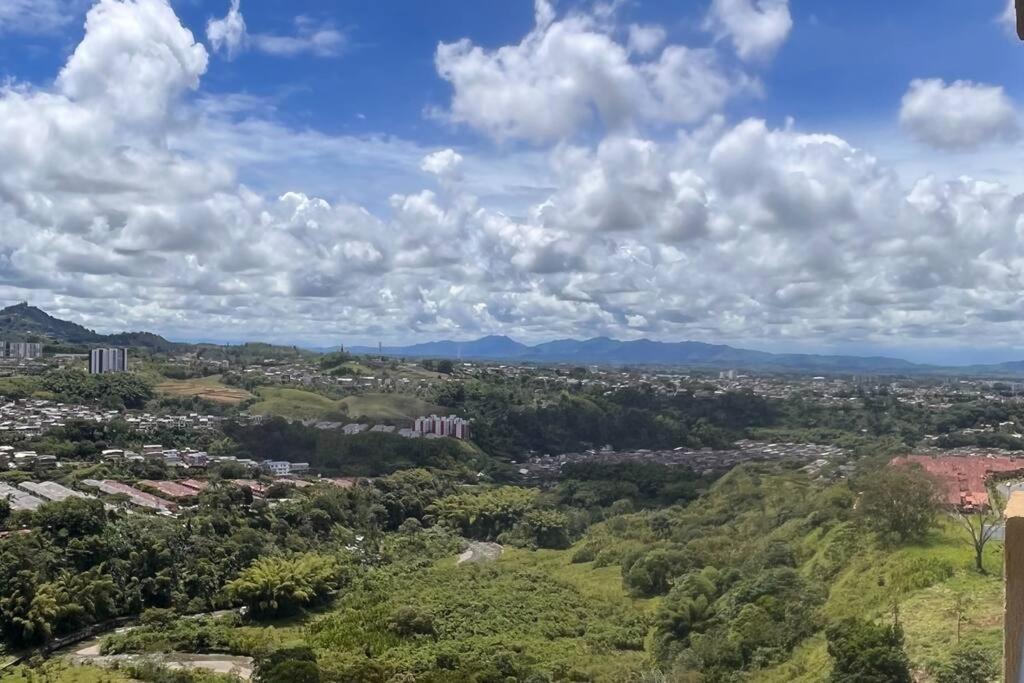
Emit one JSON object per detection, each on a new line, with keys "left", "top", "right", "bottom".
{"left": 340, "top": 393, "right": 444, "bottom": 420}
{"left": 250, "top": 387, "right": 443, "bottom": 421}
{"left": 154, "top": 374, "right": 253, "bottom": 404}
{"left": 753, "top": 518, "right": 1002, "bottom": 682}
{"left": 250, "top": 387, "right": 344, "bottom": 419}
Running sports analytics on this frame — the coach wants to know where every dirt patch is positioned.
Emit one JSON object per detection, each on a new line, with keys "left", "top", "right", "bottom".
{"left": 457, "top": 541, "right": 503, "bottom": 564}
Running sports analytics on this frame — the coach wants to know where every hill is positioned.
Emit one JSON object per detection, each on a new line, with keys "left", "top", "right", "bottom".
{"left": 0, "top": 303, "right": 177, "bottom": 351}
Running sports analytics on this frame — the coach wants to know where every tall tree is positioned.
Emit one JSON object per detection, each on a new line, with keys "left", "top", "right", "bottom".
{"left": 856, "top": 466, "right": 941, "bottom": 543}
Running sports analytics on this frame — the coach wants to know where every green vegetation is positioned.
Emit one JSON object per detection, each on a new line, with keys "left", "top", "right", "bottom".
{"left": 248, "top": 387, "right": 443, "bottom": 421}
{"left": 223, "top": 418, "right": 484, "bottom": 476}
{"left": 0, "top": 457, "right": 1005, "bottom": 681}
{"left": 225, "top": 555, "right": 344, "bottom": 618}
{"left": 249, "top": 387, "right": 343, "bottom": 420}
{"left": 338, "top": 394, "right": 443, "bottom": 421}
{"left": 825, "top": 618, "right": 911, "bottom": 682}
{"left": 0, "top": 370, "right": 153, "bottom": 409}
{"left": 306, "top": 555, "right": 650, "bottom": 681}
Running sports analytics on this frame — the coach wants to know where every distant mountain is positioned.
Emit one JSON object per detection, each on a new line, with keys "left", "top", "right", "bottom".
{"left": 0, "top": 303, "right": 177, "bottom": 350}
{"left": 351, "top": 335, "right": 529, "bottom": 360}
{"left": 351, "top": 335, "right": 927, "bottom": 374}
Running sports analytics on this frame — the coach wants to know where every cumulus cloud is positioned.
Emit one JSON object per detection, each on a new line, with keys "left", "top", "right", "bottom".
{"left": 207, "top": 0, "right": 345, "bottom": 59}
{"left": 900, "top": 78, "right": 1019, "bottom": 150}
{"left": 421, "top": 149, "right": 464, "bottom": 182}
{"left": 9, "top": 0, "right": 1024, "bottom": 351}
{"left": 434, "top": 0, "right": 754, "bottom": 143}
{"left": 704, "top": 0, "right": 792, "bottom": 62}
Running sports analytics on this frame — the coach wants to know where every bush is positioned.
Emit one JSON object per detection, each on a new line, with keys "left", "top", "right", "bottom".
{"left": 255, "top": 646, "right": 321, "bottom": 683}
{"left": 387, "top": 606, "right": 436, "bottom": 637}
{"left": 934, "top": 643, "right": 998, "bottom": 683}
{"left": 826, "top": 617, "right": 911, "bottom": 683}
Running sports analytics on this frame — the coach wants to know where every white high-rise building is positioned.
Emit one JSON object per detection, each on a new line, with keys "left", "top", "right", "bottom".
{"left": 89, "top": 348, "right": 129, "bottom": 374}
{"left": 1, "top": 342, "right": 42, "bottom": 359}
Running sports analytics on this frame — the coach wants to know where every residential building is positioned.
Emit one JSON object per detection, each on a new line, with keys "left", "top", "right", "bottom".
{"left": 88, "top": 347, "right": 129, "bottom": 374}
{"left": 413, "top": 414, "right": 471, "bottom": 440}
{"left": 2, "top": 342, "right": 42, "bottom": 359}
{"left": 261, "top": 460, "right": 292, "bottom": 476}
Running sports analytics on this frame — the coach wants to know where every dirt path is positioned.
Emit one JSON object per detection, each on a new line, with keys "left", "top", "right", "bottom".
{"left": 457, "top": 541, "right": 503, "bottom": 564}
{"left": 68, "top": 653, "right": 253, "bottom": 680}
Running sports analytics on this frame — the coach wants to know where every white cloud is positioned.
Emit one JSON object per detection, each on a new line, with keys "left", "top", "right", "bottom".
{"left": 627, "top": 24, "right": 666, "bottom": 55}
{"left": 420, "top": 149, "right": 464, "bottom": 182}
{"left": 0, "top": 0, "right": 84, "bottom": 35}
{"left": 900, "top": 78, "right": 1019, "bottom": 150}
{"left": 57, "top": 0, "right": 208, "bottom": 127}
{"left": 704, "top": 0, "right": 792, "bottom": 62}
{"left": 207, "top": 0, "right": 246, "bottom": 59}
{"left": 10, "top": 0, "right": 1024, "bottom": 351}
{"left": 206, "top": 0, "right": 345, "bottom": 59}
{"left": 434, "top": 0, "right": 754, "bottom": 143}
{"left": 1001, "top": 0, "right": 1018, "bottom": 35}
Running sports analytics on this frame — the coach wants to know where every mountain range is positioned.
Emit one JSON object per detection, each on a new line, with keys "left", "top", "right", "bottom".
{"left": 347, "top": 336, "right": 932, "bottom": 373}
{"left": 349, "top": 336, "right": 1024, "bottom": 376}
{"left": 5, "top": 302, "right": 1024, "bottom": 375}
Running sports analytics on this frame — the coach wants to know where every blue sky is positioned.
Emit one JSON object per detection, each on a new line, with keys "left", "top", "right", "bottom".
{"left": 1, "top": 0, "right": 1024, "bottom": 364}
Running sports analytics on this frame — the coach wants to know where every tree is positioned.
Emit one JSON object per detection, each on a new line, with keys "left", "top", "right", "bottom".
{"left": 857, "top": 466, "right": 941, "bottom": 543}
{"left": 225, "top": 554, "right": 340, "bottom": 618}
{"left": 934, "top": 644, "right": 998, "bottom": 683}
{"left": 437, "top": 359, "right": 455, "bottom": 374}
{"left": 255, "top": 646, "right": 321, "bottom": 683}
{"left": 826, "top": 617, "right": 912, "bottom": 683}
{"left": 956, "top": 491, "right": 1003, "bottom": 573}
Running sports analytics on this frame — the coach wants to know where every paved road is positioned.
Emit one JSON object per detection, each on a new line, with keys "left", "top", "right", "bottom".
{"left": 457, "top": 541, "right": 503, "bottom": 564}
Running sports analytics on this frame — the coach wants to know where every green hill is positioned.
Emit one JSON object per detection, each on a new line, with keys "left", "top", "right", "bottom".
{"left": 0, "top": 302, "right": 178, "bottom": 351}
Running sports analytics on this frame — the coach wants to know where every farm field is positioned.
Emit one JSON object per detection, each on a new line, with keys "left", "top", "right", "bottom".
{"left": 154, "top": 374, "right": 253, "bottom": 404}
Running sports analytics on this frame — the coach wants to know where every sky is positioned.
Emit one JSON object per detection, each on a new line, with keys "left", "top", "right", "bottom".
{"left": 2, "top": 0, "right": 1024, "bottom": 364}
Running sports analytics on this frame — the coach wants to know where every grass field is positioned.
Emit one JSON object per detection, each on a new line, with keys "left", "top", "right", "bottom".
{"left": 250, "top": 387, "right": 444, "bottom": 421}
{"left": 154, "top": 374, "right": 253, "bottom": 404}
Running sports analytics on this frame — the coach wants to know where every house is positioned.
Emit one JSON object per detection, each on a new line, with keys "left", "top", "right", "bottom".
{"left": 261, "top": 460, "right": 292, "bottom": 476}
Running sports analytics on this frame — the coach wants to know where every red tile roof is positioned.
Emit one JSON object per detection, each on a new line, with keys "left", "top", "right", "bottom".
{"left": 891, "top": 454, "right": 1024, "bottom": 510}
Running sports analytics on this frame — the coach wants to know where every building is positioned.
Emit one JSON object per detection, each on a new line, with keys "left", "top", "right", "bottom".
{"left": 88, "top": 347, "right": 129, "bottom": 374}
{"left": 413, "top": 414, "right": 471, "bottom": 440}
{"left": 2, "top": 342, "right": 42, "bottom": 359}
{"left": 892, "top": 454, "right": 1024, "bottom": 510}
{"left": 261, "top": 460, "right": 292, "bottom": 476}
